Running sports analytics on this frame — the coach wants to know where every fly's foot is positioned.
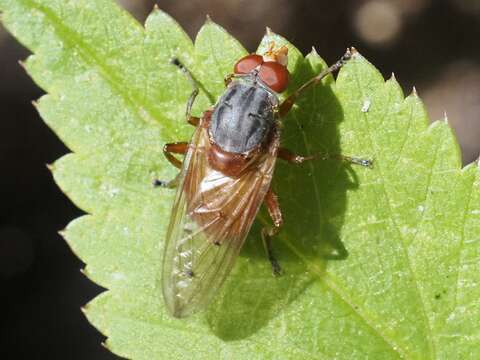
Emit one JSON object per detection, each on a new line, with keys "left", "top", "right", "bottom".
{"left": 338, "top": 155, "right": 374, "bottom": 169}
{"left": 153, "top": 179, "right": 167, "bottom": 187}
{"left": 261, "top": 226, "right": 283, "bottom": 277}
{"left": 153, "top": 178, "right": 178, "bottom": 189}
{"left": 271, "top": 257, "right": 283, "bottom": 277}
{"left": 170, "top": 57, "right": 183, "bottom": 68}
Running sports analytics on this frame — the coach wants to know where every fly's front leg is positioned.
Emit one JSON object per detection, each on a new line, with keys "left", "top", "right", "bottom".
{"left": 262, "top": 188, "right": 284, "bottom": 276}
{"left": 278, "top": 48, "right": 354, "bottom": 117}
{"left": 278, "top": 147, "right": 373, "bottom": 168}
{"left": 153, "top": 142, "right": 189, "bottom": 188}
{"left": 171, "top": 58, "right": 200, "bottom": 127}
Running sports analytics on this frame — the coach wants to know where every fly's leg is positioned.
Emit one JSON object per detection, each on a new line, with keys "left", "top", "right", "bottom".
{"left": 262, "top": 188, "right": 284, "bottom": 276}
{"left": 224, "top": 73, "right": 234, "bottom": 87}
{"left": 278, "top": 147, "right": 373, "bottom": 168}
{"left": 187, "top": 116, "right": 199, "bottom": 127}
{"left": 171, "top": 58, "right": 200, "bottom": 126}
{"left": 153, "top": 175, "right": 180, "bottom": 189}
{"left": 163, "top": 142, "right": 188, "bottom": 169}
{"left": 276, "top": 49, "right": 372, "bottom": 166}
{"left": 323, "top": 154, "right": 373, "bottom": 168}
{"left": 278, "top": 48, "right": 354, "bottom": 117}
{"left": 277, "top": 148, "right": 315, "bottom": 164}
{"left": 153, "top": 142, "right": 189, "bottom": 188}
{"left": 155, "top": 58, "right": 198, "bottom": 189}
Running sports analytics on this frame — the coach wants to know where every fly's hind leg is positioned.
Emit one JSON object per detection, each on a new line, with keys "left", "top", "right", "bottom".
{"left": 262, "top": 188, "right": 284, "bottom": 276}
{"left": 170, "top": 58, "right": 200, "bottom": 126}
{"left": 153, "top": 142, "right": 188, "bottom": 189}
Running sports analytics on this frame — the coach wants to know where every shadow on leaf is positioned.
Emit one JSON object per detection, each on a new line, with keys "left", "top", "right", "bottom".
{"left": 206, "top": 54, "right": 361, "bottom": 340}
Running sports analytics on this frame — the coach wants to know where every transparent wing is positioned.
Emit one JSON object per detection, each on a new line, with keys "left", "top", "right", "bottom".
{"left": 161, "top": 125, "right": 278, "bottom": 318}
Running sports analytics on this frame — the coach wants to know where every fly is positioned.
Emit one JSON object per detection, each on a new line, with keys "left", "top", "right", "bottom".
{"left": 155, "top": 43, "right": 372, "bottom": 318}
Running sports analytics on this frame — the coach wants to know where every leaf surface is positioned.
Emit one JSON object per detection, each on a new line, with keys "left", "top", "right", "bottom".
{"left": 1, "top": 1, "right": 479, "bottom": 359}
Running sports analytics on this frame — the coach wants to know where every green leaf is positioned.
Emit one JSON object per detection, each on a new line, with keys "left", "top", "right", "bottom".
{"left": 2, "top": 0, "right": 479, "bottom": 359}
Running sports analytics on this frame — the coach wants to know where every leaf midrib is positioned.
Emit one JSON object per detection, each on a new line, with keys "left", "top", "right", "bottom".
{"left": 257, "top": 213, "right": 407, "bottom": 359}
{"left": 252, "top": 59, "right": 410, "bottom": 358}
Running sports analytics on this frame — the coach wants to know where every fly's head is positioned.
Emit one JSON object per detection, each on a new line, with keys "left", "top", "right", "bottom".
{"left": 233, "top": 43, "right": 289, "bottom": 93}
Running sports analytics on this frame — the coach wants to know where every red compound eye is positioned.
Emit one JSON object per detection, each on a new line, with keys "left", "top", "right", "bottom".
{"left": 234, "top": 54, "right": 263, "bottom": 74}
{"left": 258, "top": 61, "right": 289, "bottom": 93}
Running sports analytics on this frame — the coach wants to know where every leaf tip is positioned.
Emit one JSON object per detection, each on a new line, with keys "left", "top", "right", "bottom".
{"left": 310, "top": 46, "right": 319, "bottom": 56}
{"left": 80, "top": 304, "right": 89, "bottom": 315}
{"left": 443, "top": 111, "right": 449, "bottom": 124}
{"left": 46, "top": 162, "right": 54, "bottom": 172}
{"left": 80, "top": 267, "right": 95, "bottom": 281}
{"left": 101, "top": 341, "right": 111, "bottom": 350}
{"left": 18, "top": 59, "right": 26, "bottom": 70}
{"left": 80, "top": 266, "right": 94, "bottom": 277}
{"left": 205, "top": 14, "right": 213, "bottom": 24}
{"left": 390, "top": 72, "right": 396, "bottom": 81}
{"left": 58, "top": 229, "right": 66, "bottom": 238}
{"left": 411, "top": 86, "right": 418, "bottom": 98}
{"left": 152, "top": 3, "right": 160, "bottom": 11}
{"left": 265, "top": 26, "right": 273, "bottom": 36}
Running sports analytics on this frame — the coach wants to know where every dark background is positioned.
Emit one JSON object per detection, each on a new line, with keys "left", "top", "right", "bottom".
{"left": 1, "top": 0, "right": 479, "bottom": 359}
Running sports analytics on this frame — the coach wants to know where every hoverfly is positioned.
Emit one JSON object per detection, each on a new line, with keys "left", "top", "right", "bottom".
{"left": 155, "top": 43, "right": 372, "bottom": 318}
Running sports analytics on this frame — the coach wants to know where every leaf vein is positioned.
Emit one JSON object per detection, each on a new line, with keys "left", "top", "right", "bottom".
{"left": 452, "top": 171, "right": 476, "bottom": 307}
{"left": 22, "top": 0, "right": 166, "bottom": 137}
{"left": 350, "top": 59, "right": 437, "bottom": 359}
